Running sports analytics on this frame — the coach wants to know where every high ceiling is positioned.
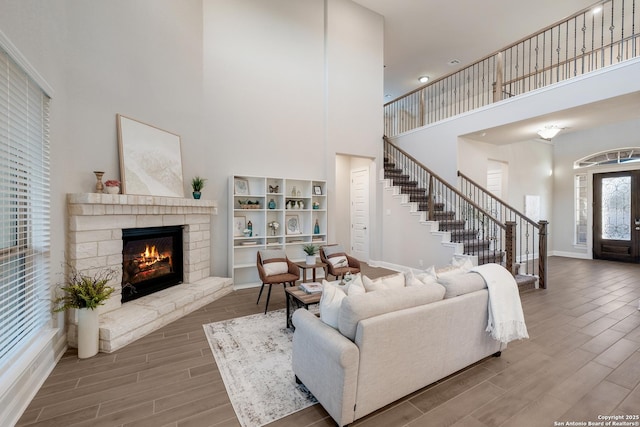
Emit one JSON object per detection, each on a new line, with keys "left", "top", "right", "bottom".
{"left": 353, "top": 0, "right": 600, "bottom": 101}
{"left": 351, "top": 0, "right": 640, "bottom": 143}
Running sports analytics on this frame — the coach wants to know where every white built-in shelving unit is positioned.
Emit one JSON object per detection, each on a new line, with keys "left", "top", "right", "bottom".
{"left": 229, "top": 175, "right": 327, "bottom": 287}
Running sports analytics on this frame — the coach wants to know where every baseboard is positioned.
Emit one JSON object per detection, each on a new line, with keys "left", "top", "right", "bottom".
{"left": 0, "top": 328, "right": 66, "bottom": 425}
{"left": 550, "top": 251, "right": 591, "bottom": 259}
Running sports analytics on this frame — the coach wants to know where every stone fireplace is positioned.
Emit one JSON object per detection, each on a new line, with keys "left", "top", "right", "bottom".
{"left": 67, "top": 193, "right": 232, "bottom": 352}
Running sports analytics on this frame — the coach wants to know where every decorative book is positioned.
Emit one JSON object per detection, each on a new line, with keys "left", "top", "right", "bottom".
{"left": 300, "top": 282, "right": 323, "bottom": 294}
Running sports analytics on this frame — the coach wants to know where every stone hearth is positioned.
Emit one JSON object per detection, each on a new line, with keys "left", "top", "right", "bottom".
{"left": 67, "top": 193, "right": 232, "bottom": 352}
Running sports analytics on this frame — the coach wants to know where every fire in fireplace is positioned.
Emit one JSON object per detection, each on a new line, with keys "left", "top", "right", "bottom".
{"left": 121, "top": 226, "right": 183, "bottom": 302}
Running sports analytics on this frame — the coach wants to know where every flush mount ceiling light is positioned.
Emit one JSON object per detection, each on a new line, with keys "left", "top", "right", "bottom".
{"left": 592, "top": 6, "right": 602, "bottom": 14}
{"left": 537, "top": 125, "right": 563, "bottom": 141}
{"left": 418, "top": 76, "right": 429, "bottom": 83}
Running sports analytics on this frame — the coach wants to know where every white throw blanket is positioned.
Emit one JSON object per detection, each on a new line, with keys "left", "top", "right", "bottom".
{"left": 471, "top": 263, "right": 529, "bottom": 343}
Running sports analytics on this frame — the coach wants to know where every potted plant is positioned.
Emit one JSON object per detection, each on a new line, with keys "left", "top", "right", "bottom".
{"left": 191, "top": 176, "right": 207, "bottom": 199}
{"left": 302, "top": 244, "right": 318, "bottom": 265}
{"left": 104, "top": 179, "right": 120, "bottom": 194}
{"left": 53, "top": 266, "right": 115, "bottom": 358}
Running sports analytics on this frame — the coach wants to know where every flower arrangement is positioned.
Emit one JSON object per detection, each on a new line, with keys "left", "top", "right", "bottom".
{"left": 268, "top": 221, "right": 280, "bottom": 235}
{"left": 104, "top": 180, "right": 120, "bottom": 187}
{"left": 53, "top": 266, "right": 116, "bottom": 312}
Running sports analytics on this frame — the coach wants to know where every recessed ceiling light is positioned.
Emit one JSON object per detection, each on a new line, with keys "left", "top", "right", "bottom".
{"left": 385, "top": 94, "right": 391, "bottom": 98}
{"left": 418, "top": 76, "right": 429, "bottom": 83}
{"left": 448, "top": 59, "right": 461, "bottom": 66}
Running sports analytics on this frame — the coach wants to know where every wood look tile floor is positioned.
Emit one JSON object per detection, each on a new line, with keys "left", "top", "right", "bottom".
{"left": 16, "top": 257, "right": 640, "bottom": 427}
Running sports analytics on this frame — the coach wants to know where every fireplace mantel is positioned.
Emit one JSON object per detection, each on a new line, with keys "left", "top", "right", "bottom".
{"left": 66, "top": 193, "right": 232, "bottom": 352}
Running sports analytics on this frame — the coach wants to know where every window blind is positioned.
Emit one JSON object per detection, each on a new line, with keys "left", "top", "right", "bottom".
{"left": 0, "top": 46, "right": 51, "bottom": 365}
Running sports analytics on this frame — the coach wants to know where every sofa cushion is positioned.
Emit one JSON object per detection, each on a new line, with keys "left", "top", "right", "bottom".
{"left": 344, "top": 273, "right": 366, "bottom": 295}
{"left": 362, "top": 272, "right": 405, "bottom": 292}
{"left": 438, "top": 272, "right": 487, "bottom": 298}
{"left": 338, "top": 284, "right": 445, "bottom": 340}
{"left": 319, "top": 280, "right": 347, "bottom": 328}
{"left": 405, "top": 266, "right": 438, "bottom": 287}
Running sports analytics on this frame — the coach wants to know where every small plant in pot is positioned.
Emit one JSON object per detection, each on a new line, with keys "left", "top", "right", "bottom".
{"left": 53, "top": 266, "right": 116, "bottom": 359}
{"left": 104, "top": 179, "right": 120, "bottom": 194}
{"left": 302, "top": 244, "right": 318, "bottom": 265}
{"left": 191, "top": 176, "right": 207, "bottom": 199}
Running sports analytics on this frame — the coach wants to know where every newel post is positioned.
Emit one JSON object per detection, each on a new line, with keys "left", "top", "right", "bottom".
{"left": 505, "top": 221, "right": 517, "bottom": 276}
{"left": 428, "top": 175, "right": 434, "bottom": 221}
{"left": 538, "top": 220, "right": 548, "bottom": 289}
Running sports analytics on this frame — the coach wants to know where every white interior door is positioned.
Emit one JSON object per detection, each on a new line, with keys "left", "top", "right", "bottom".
{"left": 351, "top": 168, "right": 370, "bottom": 261}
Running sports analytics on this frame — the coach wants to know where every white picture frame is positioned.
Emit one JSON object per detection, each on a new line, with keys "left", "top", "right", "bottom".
{"left": 285, "top": 214, "right": 301, "bottom": 235}
{"left": 234, "top": 178, "right": 250, "bottom": 195}
{"left": 117, "top": 114, "right": 185, "bottom": 197}
{"left": 233, "top": 216, "right": 247, "bottom": 237}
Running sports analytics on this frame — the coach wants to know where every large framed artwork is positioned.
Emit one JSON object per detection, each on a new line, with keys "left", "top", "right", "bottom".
{"left": 117, "top": 114, "right": 185, "bottom": 197}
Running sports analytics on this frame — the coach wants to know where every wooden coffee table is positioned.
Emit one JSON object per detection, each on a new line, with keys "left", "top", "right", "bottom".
{"left": 284, "top": 286, "right": 322, "bottom": 329}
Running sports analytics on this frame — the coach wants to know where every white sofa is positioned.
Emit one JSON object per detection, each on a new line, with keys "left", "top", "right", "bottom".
{"left": 291, "top": 271, "right": 506, "bottom": 426}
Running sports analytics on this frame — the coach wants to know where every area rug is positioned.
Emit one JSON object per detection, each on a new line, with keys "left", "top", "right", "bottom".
{"left": 203, "top": 309, "right": 317, "bottom": 427}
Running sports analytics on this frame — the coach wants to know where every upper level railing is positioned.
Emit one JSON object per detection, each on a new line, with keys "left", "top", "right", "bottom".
{"left": 384, "top": 0, "right": 640, "bottom": 137}
{"left": 458, "top": 171, "right": 548, "bottom": 287}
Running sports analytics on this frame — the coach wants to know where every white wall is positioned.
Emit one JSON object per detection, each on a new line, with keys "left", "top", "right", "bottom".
{"left": 458, "top": 138, "right": 553, "bottom": 223}
{"left": 203, "top": 0, "right": 383, "bottom": 274}
{"left": 0, "top": 0, "right": 383, "bottom": 422}
{"left": 0, "top": 0, "right": 205, "bottom": 422}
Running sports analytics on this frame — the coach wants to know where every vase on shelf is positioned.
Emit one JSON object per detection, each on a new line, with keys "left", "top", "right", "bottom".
{"left": 105, "top": 185, "right": 120, "bottom": 194}
{"left": 192, "top": 191, "right": 201, "bottom": 199}
{"left": 93, "top": 171, "right": 104, "bottom": 193}
{"left": 268, "top": 199, "right": 276, "bottom": 209}
{"left": 314, "top": 219, "right": 320, "bottom": 234}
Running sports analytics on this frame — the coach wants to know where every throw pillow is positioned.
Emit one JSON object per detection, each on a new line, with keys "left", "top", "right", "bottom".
{"left": 451, "top": 256, "right": 474, "bottom": 272}
{"left": 345, "top": 273, "right": 366, "bottom": 296}
{"left": 319, "top": 280, "right": 346, "bottom": 328}
{"left": 438, "top": 272, "right": 487, "bottom": 298}
{"left": 262, "top": 261, "right": 288, "bottom": 276}
{"left": 406, "top": 266, "right": 438, "bottom": 287}
{"left": 328, "top": 255, "right": 348, "bottom": 268}
{"left": 363, "top": 272, "right": 405, "bottom": 292}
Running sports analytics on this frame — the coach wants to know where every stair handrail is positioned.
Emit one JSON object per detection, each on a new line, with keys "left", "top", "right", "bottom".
{"left": 457, "top": 171, "right": 539, "bottom": 229}
{"left": 383, "top": 138, "right": 506, "bottom": 229}
{"left": 457, "top": 169, "right": 548, "bottom": 289}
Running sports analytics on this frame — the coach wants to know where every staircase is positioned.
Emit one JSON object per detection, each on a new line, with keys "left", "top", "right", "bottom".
{"left": 384, "top": 159, "right": 503, "bottom": 266}
{"left": 382, "top": 138, "right": 543, "bottom": 292}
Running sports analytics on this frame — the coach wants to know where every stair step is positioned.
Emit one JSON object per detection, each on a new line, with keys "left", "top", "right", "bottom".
{"left": 472, "top": 250, "right": 504, "bottom": 265}
{"left": 418, "top": 204, "right": 447, "bottom": 213}
{"left": 400, "top": 187, "right": 427, "bottom": 195}
{"left": 384, "top": 173, "right": 408, "bottom": 180}
{"left": 439, "top": 219, "right": 466, "bottom": 231}
{"left": 449, "top": 229, "right": 479, "bottom": 241}
{"left": 462, "top": 239, "right": 490, "bottom": 251}
{"left": 432, "top": 211, "right": 456, "bottom": 220}
{"left": 515, "top": 274, "right": 537, "bottom": 292}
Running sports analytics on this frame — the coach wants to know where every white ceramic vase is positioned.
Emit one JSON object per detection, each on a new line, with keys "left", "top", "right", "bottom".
{"left": 306, "top": 255, "right": 316, "bottom": 265}
{"left": 77, "top": 308, "right": 99, "bottom": 359}
{"left": 105, "top": 185, "right": 119, "bottom": 194}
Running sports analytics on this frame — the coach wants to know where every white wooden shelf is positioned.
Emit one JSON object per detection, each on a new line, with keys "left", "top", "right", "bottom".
{"left": 229, "top": 175, "right": 328, "bottom": 287}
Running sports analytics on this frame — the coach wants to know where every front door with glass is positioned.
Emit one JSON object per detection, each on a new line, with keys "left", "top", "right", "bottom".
{"left": 593, "top": 171, "right": 640, "bottom": 262}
